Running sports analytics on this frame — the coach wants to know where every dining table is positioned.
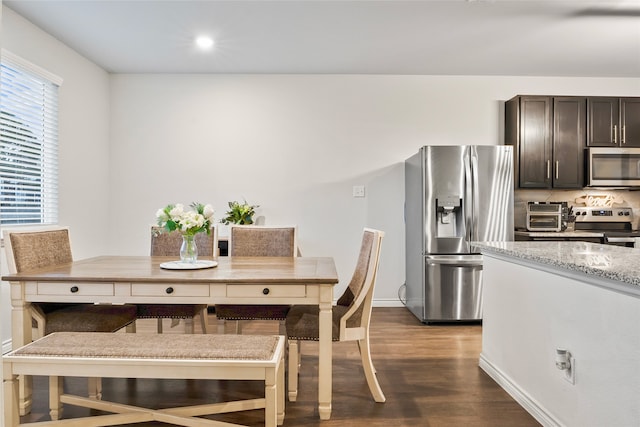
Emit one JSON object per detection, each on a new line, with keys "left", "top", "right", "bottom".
{"left": 2, "top": 255, "right": 339, "bottom": 420}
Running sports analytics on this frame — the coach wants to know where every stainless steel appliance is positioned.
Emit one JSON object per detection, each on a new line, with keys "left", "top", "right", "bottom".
{"left": 574, "top": 206, "right": 639, "bottom": 247}
{"left": 587, "top": 147, "right": 640, "bottom": 187}
{"left": 405, "top": 145, "right": 514, "bottom": 323}
{"left": 526, "top": 202, "right": 568, "bottom": 232}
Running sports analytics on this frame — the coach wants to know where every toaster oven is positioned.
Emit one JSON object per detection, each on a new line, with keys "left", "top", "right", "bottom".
{"left": 526, "top": 202, "right": 567, "bottom": 232}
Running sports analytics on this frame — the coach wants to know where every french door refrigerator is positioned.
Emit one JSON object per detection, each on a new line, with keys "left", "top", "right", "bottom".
{"left": 405, "top": 145, "right": 513, "bottom": 323}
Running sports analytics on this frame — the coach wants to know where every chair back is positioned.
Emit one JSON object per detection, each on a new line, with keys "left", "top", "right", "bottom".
{"left": 229, "top": 225, "right": 297, "bottom": 257}
{"left": 150, "top": 225, "right": 218, "bottom": 257}
{"left": 336, "top": 228, "right": 384, "bottom": 341}
{"left": 4, "top": 227, "right": 73, "bottom": 274}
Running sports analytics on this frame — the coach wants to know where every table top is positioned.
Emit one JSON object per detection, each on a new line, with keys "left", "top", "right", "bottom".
{"left": 2, "top": 255, "right": 339, "bottom": 285}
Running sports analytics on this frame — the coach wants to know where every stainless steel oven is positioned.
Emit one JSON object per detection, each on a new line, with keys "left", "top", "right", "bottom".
{"left": 587, "top": 147, "right": 640, "bottom": 187}
{"left": 574, "top": 206, "right": 639, "bottom": 248}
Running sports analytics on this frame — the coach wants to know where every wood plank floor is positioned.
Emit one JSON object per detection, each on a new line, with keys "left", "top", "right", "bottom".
{"left": 18, "top": 307, "right": 540, "bottom": 426}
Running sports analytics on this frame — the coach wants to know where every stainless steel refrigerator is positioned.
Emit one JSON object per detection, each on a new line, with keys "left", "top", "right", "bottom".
{"left": 405, "top": 145, "right": 513, "bottom": 323}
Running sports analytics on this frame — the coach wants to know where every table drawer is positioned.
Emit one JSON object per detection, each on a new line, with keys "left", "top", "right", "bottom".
{"left": 37, "top": 282, "right": 114, "bottom": 297}
{"left": 131, "top": 284, "right": 210, "bottom": 297}
{"left": 226, "top": 284, "right": 306, "bottom": 298}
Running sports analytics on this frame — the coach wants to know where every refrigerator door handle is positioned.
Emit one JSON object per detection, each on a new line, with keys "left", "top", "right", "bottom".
{"left": 426, "top": 255, "right": 483, "bottom": 266}
{"left": 464, "top": 151, "right": 473, "bottom": 243}
{"left": 470, "top": 148, "right": 479, "bottom": 242}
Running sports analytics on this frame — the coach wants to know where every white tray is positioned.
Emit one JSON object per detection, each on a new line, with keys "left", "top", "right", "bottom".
{"left": 160, "top": 260, "right": 218, "bottom": 270}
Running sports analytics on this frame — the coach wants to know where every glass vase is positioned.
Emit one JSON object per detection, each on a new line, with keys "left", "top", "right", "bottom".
{"left": 180, "top": 234, "right": 198, "bottom": 263}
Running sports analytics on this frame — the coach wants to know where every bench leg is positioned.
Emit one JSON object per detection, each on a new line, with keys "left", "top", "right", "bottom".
{"left": 49, "top": 376, "right": 64, "bottom": 420}
{"left": 265, "top": 365, "right": 277, "bottom": 427}
{"left": 3, "top": 367, "right": 19, "bottom": 427}
{"left": 277, "top": 356, "right": 285, "bottom": 425}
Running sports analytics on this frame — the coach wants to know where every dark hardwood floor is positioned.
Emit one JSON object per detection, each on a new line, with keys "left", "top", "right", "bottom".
{"left": 19, "top": 307, "right": 540, "bottom": 426}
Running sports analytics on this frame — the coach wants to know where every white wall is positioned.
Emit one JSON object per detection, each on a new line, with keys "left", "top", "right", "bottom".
{"left": 109, "top": 74, "right": 640, "bottom": 304}
{"left": 1, "top": 6, "right": 111, "bottom": 350}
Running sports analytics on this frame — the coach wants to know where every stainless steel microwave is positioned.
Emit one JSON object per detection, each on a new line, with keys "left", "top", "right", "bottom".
{"left": 587, "top": 147, "right": 640, "bottom": 187}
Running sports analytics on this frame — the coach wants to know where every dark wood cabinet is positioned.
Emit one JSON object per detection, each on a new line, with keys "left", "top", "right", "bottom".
{"left": 621, "top": 98, "right": 640, "bottom": 146}
{"left": 506, "top": 95, "right": 585, "bottom": 189}
{"left": 587, "top": 97, "right": 640, "bottom": 147}
{"left": 553, "top": 97, "right": 585, "bottom": 188}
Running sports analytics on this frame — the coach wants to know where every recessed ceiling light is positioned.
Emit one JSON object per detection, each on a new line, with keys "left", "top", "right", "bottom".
{"left": 195, "top": 35, "right": 214, "bottom": 50}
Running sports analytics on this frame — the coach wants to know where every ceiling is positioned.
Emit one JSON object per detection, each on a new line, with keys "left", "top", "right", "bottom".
{"left": 4, "top": 0, "right": 640, "bottom": 77}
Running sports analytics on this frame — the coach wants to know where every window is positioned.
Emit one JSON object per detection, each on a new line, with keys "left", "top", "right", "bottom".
{"left": 0, "top": 50, "right": 62, "bottom": 226}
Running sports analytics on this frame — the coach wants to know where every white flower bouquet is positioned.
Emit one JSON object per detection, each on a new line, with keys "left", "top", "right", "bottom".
{"left": 156, "top": 202, "right": 214, "bottom": 236}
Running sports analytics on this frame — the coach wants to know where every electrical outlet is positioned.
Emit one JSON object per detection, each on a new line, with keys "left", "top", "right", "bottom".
{"left": 352, "top": 185, "right": 365, "bottom": 198}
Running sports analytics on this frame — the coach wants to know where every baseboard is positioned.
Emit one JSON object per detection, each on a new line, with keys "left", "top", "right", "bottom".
{"left": 372, "top": 299, "right": 405, "bottom": 308}
{"left": 479, "top": 353, "right": 562, "bottom": 427}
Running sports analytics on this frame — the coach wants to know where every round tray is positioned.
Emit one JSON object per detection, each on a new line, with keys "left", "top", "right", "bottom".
{"left": 160, "top": 260, "right": 218, "bottom": 270}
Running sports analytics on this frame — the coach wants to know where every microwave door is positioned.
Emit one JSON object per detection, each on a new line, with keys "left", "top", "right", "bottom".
{"left": 588, "top": 147, "right": 640, "bottom": 187}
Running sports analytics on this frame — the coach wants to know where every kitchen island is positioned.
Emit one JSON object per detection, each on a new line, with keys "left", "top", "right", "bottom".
{"left": 473, "top": 241, "right": 640, "bottom": 427}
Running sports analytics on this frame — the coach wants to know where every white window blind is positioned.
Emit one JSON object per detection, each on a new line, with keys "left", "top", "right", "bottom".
{"left": 0, "top": 50, "right": 62, "bottom": 226}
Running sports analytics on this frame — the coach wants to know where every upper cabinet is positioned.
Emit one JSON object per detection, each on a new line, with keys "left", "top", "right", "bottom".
{"left": 506, "top": 95, "right": 585, "bottom": 189}
{"left": 587, "top": 97, "right": 640, "bottom": 147}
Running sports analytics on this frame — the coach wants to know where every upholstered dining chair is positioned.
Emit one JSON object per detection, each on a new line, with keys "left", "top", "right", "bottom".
{"left": 215, "top": 225, "right": 297, "bottom": 334}
{"left": 286, "top": 228, "right": 385, "bottom": 403}
{"left": 4, "top": 226, "right": 138, "bottom": 401}
{"left": 135, "top": 226, "right": 216, "bottom": 334}
{"left": 3, "top": 227, "right": 138, "bottom": 339}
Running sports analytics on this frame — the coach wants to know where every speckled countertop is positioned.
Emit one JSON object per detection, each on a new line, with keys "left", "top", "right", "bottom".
{"left": 472, "top": 241, "right": 640, "bottom": 288}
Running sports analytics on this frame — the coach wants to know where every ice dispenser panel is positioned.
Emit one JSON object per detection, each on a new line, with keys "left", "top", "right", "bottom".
{"left": 435, "top": 195, "right": 466, "bottom": 253}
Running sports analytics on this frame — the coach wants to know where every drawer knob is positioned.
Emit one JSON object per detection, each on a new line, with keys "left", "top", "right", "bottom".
{"left": 70, "top": 286, "right": 79, "bottom": 293}
{"left": 262, "top": 288, "right": 270, "bottom": 295}
{"left": 166, "top": 287, "right": 174, "bottom": 294}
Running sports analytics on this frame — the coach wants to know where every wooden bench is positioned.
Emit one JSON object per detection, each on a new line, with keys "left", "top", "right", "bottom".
{"left": 3, "top": 332, "right": 285, "bottom": 427}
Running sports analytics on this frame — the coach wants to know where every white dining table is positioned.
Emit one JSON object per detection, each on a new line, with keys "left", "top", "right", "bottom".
{"left": 2, "top": 255, "right": 339, "bottom": 420}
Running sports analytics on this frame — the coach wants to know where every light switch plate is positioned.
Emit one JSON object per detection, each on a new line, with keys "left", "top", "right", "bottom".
{"left": 352, "top": 185, "right": 365, "bottom": 198}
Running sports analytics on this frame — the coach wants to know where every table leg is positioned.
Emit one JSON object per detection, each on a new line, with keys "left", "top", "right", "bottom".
{"left": 11, "top": 283, "right": 33, "bottom": 415}
{"left": 317, "top": 285, "right": 333, "bottom": 420}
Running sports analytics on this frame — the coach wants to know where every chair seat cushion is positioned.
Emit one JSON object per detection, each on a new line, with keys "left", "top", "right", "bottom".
{"left": 45, "top": 304, "right": 137, "bottom": 335}
{"left": 215, "top": 304, "right": 290, "bottom": 321}
{"left": 136, "top": 304, "right": 207, "bottom": 319}
{"left": 285, "top": 304, "right": 349, "bottom": 341}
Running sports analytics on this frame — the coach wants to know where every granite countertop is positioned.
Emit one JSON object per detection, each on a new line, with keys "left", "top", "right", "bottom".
{"left": 473, "top": 241, "right": 640, "bottom": 288}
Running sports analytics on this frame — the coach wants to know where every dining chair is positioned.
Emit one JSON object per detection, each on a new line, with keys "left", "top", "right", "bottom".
{"left": 3, "top": 227, "right": 138, "bottom": 338}
{"left": 3, "top": 226, "right": 139, "bottom": 401}
{"left": 286, "top": 228, "right": 385, "bottom": 403}
{"left": 135, "top": 226, "right": 216, "bottom": 334}
{"left": 215, "top": 225, "right": 297, "bottom": 334}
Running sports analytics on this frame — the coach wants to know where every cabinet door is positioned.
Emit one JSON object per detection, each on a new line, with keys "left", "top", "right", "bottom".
{"left": 553, "top": 97, "right": 585, "bottom": 188}
{"left": 519, "top": 96, "right": 552, "bottom": 188}
{"left": 587, "top": 97, "right": 619, "bottom": 146}
{"left": 621, "top": 98, "right": 640, "bottom": 147}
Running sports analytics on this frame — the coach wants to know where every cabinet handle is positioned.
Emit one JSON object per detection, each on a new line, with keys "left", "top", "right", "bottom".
{"left": 614, "top": 125, "right": 618, "bottom": 144}
{"left": 555, "top": 161, "right": 559, "bottom": 180}
{"left": 165, "top": 287, "right": 174, "bottom": 294}
{"left": 262, "top": 288, "right": 270, "bottom": 295}
{"left": 70, "top": 286, "right": 79, "bottom": 293}
{"left": 546, "top": 160, "right": 550, "bottom": 180}
{"left": 622, "top": 126, "right": 626, "bottom": 144}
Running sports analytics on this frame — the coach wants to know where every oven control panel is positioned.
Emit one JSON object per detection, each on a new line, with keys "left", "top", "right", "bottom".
{"left": 573, "top": 207, "right": 633, "bottom": 222}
